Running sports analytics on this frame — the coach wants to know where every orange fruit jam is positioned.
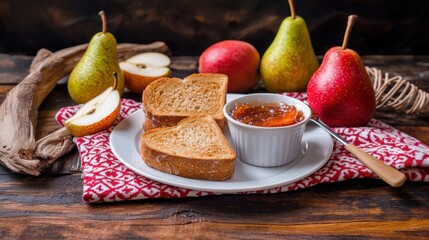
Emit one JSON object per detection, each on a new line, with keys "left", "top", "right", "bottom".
{"left": 230, "top": 102, "right": 304, "bottom": 127}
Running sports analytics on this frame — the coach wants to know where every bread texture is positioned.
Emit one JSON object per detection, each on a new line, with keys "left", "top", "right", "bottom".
{"left": 142, "top": 73, "right": 228, "bottom": 131}
{"left": 140, "top": 115, "right": 236, "bottom": 181}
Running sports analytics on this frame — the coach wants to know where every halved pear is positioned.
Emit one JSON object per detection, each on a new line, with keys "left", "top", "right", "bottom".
{"left": 65, "top": 87, "right": 121, "bottom": 137}
{"left": 127, "top": 52, "right": 171, "bottom": 67}
{"left": 119, "top": 52, "right": 172, "bottom": 93}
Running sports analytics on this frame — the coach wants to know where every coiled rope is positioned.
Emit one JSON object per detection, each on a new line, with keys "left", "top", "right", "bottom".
{"left": 366, "top": 66, "right": 429, "bottom": 115}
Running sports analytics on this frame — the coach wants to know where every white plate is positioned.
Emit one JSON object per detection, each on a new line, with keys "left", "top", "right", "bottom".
{"left": 110, "top": 94, "right": 333, "bottom": 193}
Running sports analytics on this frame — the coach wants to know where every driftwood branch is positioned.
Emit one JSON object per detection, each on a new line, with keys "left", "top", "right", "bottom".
{"left": 34, "top": 127, "right": 76, "bottom": 165}
{"left": 0, "top": 41, "right": 170, "bottom": 175}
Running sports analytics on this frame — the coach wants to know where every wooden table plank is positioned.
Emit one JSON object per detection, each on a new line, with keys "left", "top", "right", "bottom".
{"left": 0, "top": 176, "right": 428, "bottom": 238}
{"left": 0, "top": 53, "right": 32, "bottom": 84}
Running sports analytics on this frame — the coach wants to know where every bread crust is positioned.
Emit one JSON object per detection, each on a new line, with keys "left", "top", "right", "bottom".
{"left": 143, "top": 112, "right": 225, "bottom": 131}
{"left": 141, "top": 143, "right": 235, "bottom": 181}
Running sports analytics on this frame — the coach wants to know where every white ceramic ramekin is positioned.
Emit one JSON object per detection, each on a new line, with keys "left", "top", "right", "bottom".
{"left": 223, "top": 93, "right": 311, "bottom": 167}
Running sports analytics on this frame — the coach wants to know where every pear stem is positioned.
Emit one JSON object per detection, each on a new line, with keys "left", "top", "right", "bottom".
{"left": 98, "top": 11, "right": 107, "bottom": 33}
{"left": 342, "top": 15, "right": 358, "bottom": 50}
{"left": 112, "top": 72, "right": 118, "bottom": 90}
{"left": 288, "top": 0, "right": 296, "bottom": 19}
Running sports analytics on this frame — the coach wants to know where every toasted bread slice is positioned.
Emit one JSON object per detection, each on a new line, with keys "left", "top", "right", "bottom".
{"left": 142, "top": 73, "right": 228, "bottom": 131}
{"left": 140, "top": 115, "right": 236, "bottom": 181}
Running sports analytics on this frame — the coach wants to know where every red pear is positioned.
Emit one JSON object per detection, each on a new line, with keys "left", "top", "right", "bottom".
{"left": 307, "top": 15, "right": 375, "bottom": 127}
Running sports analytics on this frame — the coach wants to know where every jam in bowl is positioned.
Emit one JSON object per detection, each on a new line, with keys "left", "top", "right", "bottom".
{"left": 229, "top": 102, "right": 305, "bottom": 127}
{"left": 223, "top": 94, "right": 311, "bottom": 167}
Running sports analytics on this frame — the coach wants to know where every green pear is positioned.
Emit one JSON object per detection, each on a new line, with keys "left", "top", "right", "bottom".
{"left": 260, "top": 0, "right": 318, "bottom": 92}
{"left": 68, "top": 11, "right": 124, "bottom": 104}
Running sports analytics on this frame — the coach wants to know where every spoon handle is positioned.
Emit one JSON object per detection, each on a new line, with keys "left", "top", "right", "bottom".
{"left": 345, "top": 143, "right": 406, "bottom": 187}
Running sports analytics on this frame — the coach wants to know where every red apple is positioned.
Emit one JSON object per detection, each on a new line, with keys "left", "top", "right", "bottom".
{"left": 198, "top": 40, "right": 260, "bottom": 93}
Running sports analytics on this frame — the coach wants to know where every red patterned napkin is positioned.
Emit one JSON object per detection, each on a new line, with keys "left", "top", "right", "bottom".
{"left": 56, "top": 94, "right": 429, "bottom": 202}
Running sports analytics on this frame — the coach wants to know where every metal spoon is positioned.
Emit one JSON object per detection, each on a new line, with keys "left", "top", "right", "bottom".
{"left": 310, "top": 116, "right": 406, "bottom": 187}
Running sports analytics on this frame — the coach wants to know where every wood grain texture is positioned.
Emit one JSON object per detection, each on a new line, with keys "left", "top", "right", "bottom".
{"left": 0, "top": 54, "right": 428, "bottom": 239}
{"left": 0, "top": 176, "right": 428, "bottom": 239}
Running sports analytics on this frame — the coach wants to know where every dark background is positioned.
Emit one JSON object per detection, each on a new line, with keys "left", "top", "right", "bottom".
{"left": 0, "top": 0, "right": 428, "bottom": 56}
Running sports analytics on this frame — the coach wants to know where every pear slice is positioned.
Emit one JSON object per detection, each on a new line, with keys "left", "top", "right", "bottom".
{"left": 120, "top": 52, "right": 172, "bottom": 93}
{"left": 65, "top": 87, "right": 121, "bottom": 137}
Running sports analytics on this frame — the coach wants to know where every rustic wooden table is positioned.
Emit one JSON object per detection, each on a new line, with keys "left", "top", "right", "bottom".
{"left": 1, "top": 54, "right": 428, "bottom": 239}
